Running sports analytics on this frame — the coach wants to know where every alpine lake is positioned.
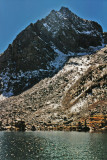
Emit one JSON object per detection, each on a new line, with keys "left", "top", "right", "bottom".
{"left": 0, "top": 131, "right": 107, "bottom": 160}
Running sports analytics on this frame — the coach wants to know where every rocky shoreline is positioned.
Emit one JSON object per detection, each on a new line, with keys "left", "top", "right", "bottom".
{"left": 0, "top": 127, "right": 107, "bottom": 133}
{"left": 0, "top": 114, "right": 107, "bottom": 133}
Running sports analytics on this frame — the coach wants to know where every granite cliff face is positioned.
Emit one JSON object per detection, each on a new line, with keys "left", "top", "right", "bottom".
{"left": 0, "top": 7, "right": 104, "bottom": 96}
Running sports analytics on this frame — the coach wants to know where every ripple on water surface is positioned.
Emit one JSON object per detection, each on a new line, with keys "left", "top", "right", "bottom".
{"left": 0, "top": 131, "right": 107, "bottom": 160}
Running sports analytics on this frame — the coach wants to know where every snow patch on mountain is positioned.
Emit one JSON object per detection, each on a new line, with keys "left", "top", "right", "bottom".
{"left": 0, "top": 94, "right": 7, "bottom": 101}
{"left": 43, "top": 23, "right": 51, "bottom": 31}
{"left": 0, "top": 68, "right": 49, "bottom": 97}
{"left": 49, "top": 45, "right": 67, "bottom": 70}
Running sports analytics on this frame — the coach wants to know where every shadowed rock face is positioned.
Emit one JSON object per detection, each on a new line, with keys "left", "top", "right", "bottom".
{"left": 0, "top": 7, "right": 104, "bottom": 96}
{"left": 103, "top": 32, "right": 107, "bottom": 44}
{"left": 37, "top": 7, "right": 103, "bottom": 53}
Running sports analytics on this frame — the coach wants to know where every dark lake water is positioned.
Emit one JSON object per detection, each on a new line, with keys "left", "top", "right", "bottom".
{"left": 0, "top": 131, "right": 107, "bottom": 160}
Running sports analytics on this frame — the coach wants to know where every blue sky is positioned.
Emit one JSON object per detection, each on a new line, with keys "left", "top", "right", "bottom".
{"left": 0, "top": 0, "right": 107, "bottom": 53}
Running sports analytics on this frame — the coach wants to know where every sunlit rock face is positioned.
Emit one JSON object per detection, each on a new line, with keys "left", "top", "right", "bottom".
{"left": 0, "top": 7, "right": 104, "bottom": 96}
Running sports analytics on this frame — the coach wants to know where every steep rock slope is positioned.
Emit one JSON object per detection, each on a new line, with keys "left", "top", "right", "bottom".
{"left": 0, "top": 7, "right": 104, "bottom": 96}
{"left": 0, "top": 46, "right": 106, "bottom": 129}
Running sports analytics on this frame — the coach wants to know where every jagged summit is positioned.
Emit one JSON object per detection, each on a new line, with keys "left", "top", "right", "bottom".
{"left": 47, "top": 7, "right": 72, "bottom": 16}
{"left": 39, "top": 7, "right": 103, "bottom": 53}
{"left": 60, "top": 6, "right": 70, "bottom": 12}
{"left": 59, "top": 6, "right": 76, "bottom": 17}
{"left": 0, "top": 7, "right": 105, "bottom": 97}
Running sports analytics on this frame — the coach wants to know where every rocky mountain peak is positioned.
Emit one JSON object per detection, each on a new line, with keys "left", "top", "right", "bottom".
{"left": 60, "top": 6, "right": 70, "bottom": 12}
{"left": 59, "top": 6, "right": 74, "bottom": 16}
{"left": 0, "top": 7, "right": 105, "bottom": 97}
